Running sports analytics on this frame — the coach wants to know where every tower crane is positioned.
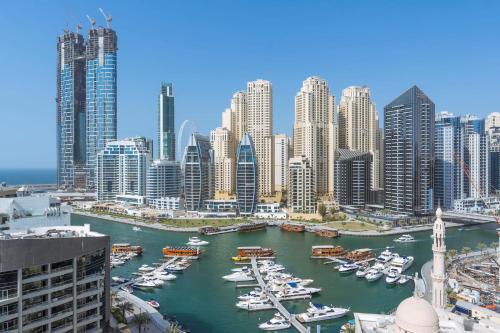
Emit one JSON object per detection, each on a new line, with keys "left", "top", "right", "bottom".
{"left": 86, "top": 15, "right": 96, "bottom": 29}
{"left": 98, "top": 8, "right": 112, "bottom": 28}
{"left": 76, "top": 24, "right": 82, "bottom": 34}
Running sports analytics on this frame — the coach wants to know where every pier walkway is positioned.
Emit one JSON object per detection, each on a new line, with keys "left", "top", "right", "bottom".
{"left": 250, "top": 258, "right": 309, "bottom": 333}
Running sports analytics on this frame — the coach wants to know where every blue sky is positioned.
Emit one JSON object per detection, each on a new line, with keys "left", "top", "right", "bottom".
{"left": 0, "top": 0, "right": 499, "bottom": 168}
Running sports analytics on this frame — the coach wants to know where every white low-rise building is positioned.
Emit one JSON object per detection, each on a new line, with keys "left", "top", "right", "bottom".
{"left": 115, "top": 194, "right": 146, "bottom": 206}
{"left": 151, "top": 197, "right": 184, "bottom": 211}
{"left": 453, "top": 197, "right": 500, "bottom": 213}
{"left": 255, "top": 203, "right": 287, "bottom": 219}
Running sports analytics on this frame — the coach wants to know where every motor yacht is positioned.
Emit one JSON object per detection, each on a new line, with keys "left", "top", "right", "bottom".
{"left": 155, "top": 272, "right": 177, "bottom": 281}
{"left": 296, "top": 302, "right": 350, "bottom": 323}
{"left": 236, "top": 299, "right": 274, "bottom": 311}
{"left": 258, "top": 313, "right": 291, "bottom": 330}
{"left": 259, "top": 264, "right": 285, "bottom": 274}
{"left": 186, "top": 236, "right": 210, "bottom": 246}
{"left": 388, "top": 256, "right": 414, "bottom": 274}
{"left": 365, "top": 268, "right": 383, "bottom": 282}
{"left": 133, "top": 280, "right": 156, "bottom": 290}
{"left": 120, "top": 286, "right": 133, "bottom": 294}
{"left": 222, "top": 271, "right": 255, "bottom": 282}
{"left": 338, "top": 263, "right": 359, "bottom": 273}
{"left": 385, "top": 270, "right": 401, "bottom": 284}
{"left": 355, "top": 266, "right": 370, "bottom": 278}
{"left": 147, "top": 299, "right": 160, "bottom": 309}
{"left": 138, "top": 265, "right": 155, "bottom": 273}
{"left": 231, "top": 266, "right": 250, "bottom": 272}
{"left": 398, "top": 275, "right": 409, "bottom": 285}
{"left": 393, "top": 234, "right": 415, "bottom": 243}
{"left": 238, "top": 288, "right": 264, "bottom": 301}
{"left": 275, "top": 283, "right": 321, "bottom": 301}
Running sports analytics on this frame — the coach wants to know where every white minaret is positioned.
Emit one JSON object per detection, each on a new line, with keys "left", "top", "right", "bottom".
{"left": 431, "top": 205, "right": 447, "bottom": 309}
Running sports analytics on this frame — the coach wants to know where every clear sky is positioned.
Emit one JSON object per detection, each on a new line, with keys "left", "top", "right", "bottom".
{"left": 0, "top": 0, "right": 499, "bottom": 168}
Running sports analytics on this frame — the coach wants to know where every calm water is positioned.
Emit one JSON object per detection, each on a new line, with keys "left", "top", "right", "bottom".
{"left": 0, "top": 168, "right": 56, "bottom": 185}
{"left": 72, "top": 215, "right": 498, "bottom": 333}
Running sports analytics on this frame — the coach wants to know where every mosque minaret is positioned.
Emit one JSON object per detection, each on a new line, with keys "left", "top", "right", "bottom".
{"left": 431, "top": 204, "right": 447, "bottom": 309}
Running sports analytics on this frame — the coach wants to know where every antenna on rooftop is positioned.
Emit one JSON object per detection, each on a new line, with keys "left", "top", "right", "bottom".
{"left": 98, "top": 8, "right": 112, "bottom": 28}
{"left": 86, "top": 15, "right": 96, "bottom": 29}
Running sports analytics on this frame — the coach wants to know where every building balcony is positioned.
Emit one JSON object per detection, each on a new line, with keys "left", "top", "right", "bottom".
{"left": 22, "top": 300, "right": 50, "bottom": 314}
{"left": 22, "top": 315, "right": 50, "bottom": 330}
{"left": 0, "top": 308, "right": 18, "bottom": 323}
{"left": 51, "top": 322, "right": 73, "bottom": 333}
{"left": 76, "top": 301, "right": 102, "bottom": 314}
{"left": 76, "top": 314, "right": 102, "bottom": 327}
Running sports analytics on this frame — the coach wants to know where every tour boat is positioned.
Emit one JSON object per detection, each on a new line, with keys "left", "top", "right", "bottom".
{"left": 222, "top": 271, "right": 255, "bottom": 282}
{"left": 138, "top": 265, "right": 155, "bottom": 273}
{"left": 147, "top": 299, "right": 160, "bottom": 309}
{"left": 163, "top": 246, "right": 201, "bottom": 258}
{"left": 112, "top": 243, "right": 144, "bottom": 254}
{"left": 311, "top": 245, "right": 346, "bottom": 257}
{"left": 393, "top": 234, "right": 415, "bottom": 243}
{"left": 385, "top": 270, "right": 401, "bottom": 284}
{"left": 236, "top": 299, "right": 274, "bottom": 311}
{"left": 315, "top": 228, "right": 339, "bottom": 238}
{"left": 365, "top": 268, "right": 383, "bottom": 282}
{"left": 186, "top": 236, "right": 210, "bottom": 246}
{"left": 345, "top": 248, "right": 373, "bottom": 261}
{"left": 338, "top": 263, "right": 359, "bottom": 273}
{"left": 296, "top": 302, "right": 350, "bottom": 323}
{"left": 235, "top": 246, "right": 274, "bottom": 259}
{"left": 132, "top": 226, "right": 142, "bottom": 231}
{"left": 388, "top": 256, "right": 414, "bottom": 274}
{"left": 258, "top": 313, "right": 291, "bottom": 330}
{"left": 281, "top": 223, "right": 305, "bottom": 232}
{"left": 238, "top": 222, "right": 267, "bottom": 232}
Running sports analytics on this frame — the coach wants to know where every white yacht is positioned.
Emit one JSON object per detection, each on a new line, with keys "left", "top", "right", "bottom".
{"left": 231, "top": 266, "right": 250, "bottom": 272}
{"left": 258, "top": 313, "right": 291, "bottom": 330}
{"left": 275, "top": 283, "right": 321, "bottom": 301}
{"left": 222, "top": 271, "right": 255, "bottom": 282}
{"left": 155, "top": 272, "right": 177, "bottom": 281}
{"left": 112, "top": 276, "right": 127, "bottom": 283}
{"left": 238, "top": 289, "right": 264, "bottom": 301}
{"left": 259, "top": 264, "right": 285, "bottom": 274}
{"left": 355, "top": 266, "right": 370, "bottom": 278}
{"left": 338, "top": 263, "right": 359, "bottom": 273}
{"left": 393, "top": 234, "right": 415, "bottom": 243}
{"left": 398, "top": 275, "right": 410, "bottom": 285}
{"left": 296, "top": 303, "right": 350, "bottom": 323}
{"left": 186, "top": 236, "right": 210, "bottom": 246}
{"left": 365, "top": 268, "right": 383, "bottom": 282}
{"left": 385, "top": 270, "right": 401, "bottom": 284}
{"left": 132, "top": 226, "right": 142, "bottom": 231}
{"left": 236, "top": 299, "right": 274, "bottom": 311}
{"left": 388, "top": 256, "right": 414, "bottom": 274}
{"left": 138, "top": 265, "right": 155, "bottom": 272}
{"left": 133, "top": 280, "right": 156, "bottom": 290}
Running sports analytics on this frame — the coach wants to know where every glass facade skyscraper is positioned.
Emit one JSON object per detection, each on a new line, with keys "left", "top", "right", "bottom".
{"left": 146, "top": 159, "right": 182, "bottom": 203}
{"left": 384, "top": 86, "right": 435, "bottom": 216}
{"left": 158, "top": 82, "right": 175, "bottom": 161}
{"left": 236, "top": 133, "right": 258, "bottom": 215}
{"left": 56, "top": 31, "right": 87, "bottom": 189}
{"left": 86, "top": 28, "right": 118, "bottom": 189}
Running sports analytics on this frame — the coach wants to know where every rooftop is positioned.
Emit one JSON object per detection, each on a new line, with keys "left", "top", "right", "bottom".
{"left": 1, "top": 224, "right": 104, "bottom": 240}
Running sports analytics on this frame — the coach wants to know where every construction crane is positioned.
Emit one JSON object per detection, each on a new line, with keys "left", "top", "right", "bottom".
{"left": 76, "top": 24, "right": 82, "bottom": 34}
{"left": 98, "top": 8, "right": 112, "bottom": 28}
{"left": 86, "top": 15, "right": 96, "bottom": 29}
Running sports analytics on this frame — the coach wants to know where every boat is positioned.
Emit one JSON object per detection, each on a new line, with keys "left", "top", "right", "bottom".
{"left": 355, "top": 266, "right": 370, "bottom": 278}
{"left": 236, "top": 299, "right": 274, "bottom": 311}
{"left": 231, "top": 266, "right": 251, "bottom": 273}
{"left": 365, "top": 268, "right": 383, "bottom": 282}
{"left": 311, "top": 245, "right": 346, "bottom": 257}
{"left": 199, "top": 226, "right": 220, "bottom": 235}
{"left": 222, "top": 271, "right": 255, "bottom": 282}
{"left": 275, "top": 283, "right": 321, "bottom": 301}
{"left": 376, "top": 247, "right": 396, "bottom": 264}
{"left": 238, "top": 288, "right": 264, "bottom": 301}
{"left": 147, "top": 299, "right": 160, "bottom": 309}
{"left": 258, "top": 313, "right": 291, "bottom": 330}
{"left": 165, "top": 264, "right": 186, "bottom": 272}
{"left": 155, "top": 272, "right": 177, "bottom": 281}
{"left": 296, "top": 302, "right": 350, "bottom": 323}
{"left": 238, "top": 222, "right": 267, "bottom": 232}
{"left": 112, "top": 243, "right": 144, "bottom": 254}
{"left": 340, "top": 319, "right": 356, "bottom": 332}
{"left": 281, "top": 223, "right": 305, "bottom": 232}
{"left": 393, "top": 234, "right": 415, "bottom": 243}
{"left": 112, "top": 276, "right": 127, "bottom": 283}
{"left": 385, "top": 270, "right": 401, "bottom": 284}
{"left": 235, "top": 246, "right": 274, "bottom": 259}
{"left": 398, "top": 275, "right": 409, "bottom": 285}
{"left": 315, "top": 228, "right": 339, "bottom": 238}
{"left": 120, "top": 286, "right": 133, "bottom": 293}
{"left": 163, "top": 246, "right": 201, "bottom": 258}
{"left": 186, "top": 236, "right": 210, "bottom": 246}
{"left": 338, "top": 263, "right": 359, "bottom": 273}
{"left": 345, "top": 248, "right": 373, "bottom": 261}
{"left": 132, "top": 226, "right": 142, "bottom": 231}
{"left": 259, "top": 264, "right": 285, "bottom": 274}
{"left": 388, "top": 256, "right": 414, "bottom": 274}
{"left": 138, "top": 265, "right": 155, "bottom": 273}
{"left": 133, "top": 280, "right": 156, "bottom": 290}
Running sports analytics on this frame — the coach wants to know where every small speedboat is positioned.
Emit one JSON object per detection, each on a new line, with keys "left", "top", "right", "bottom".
{"left": 138, "top": 265, "right": 155, "bottom": 272}
{"left": 258, "top": 313, "right": 291, "bottom": 330}
{"left": 155, "top": 272, "right": 177, "bottom": 281}
{"left": 147, "top": 299, "right": 160, "bottom": 309}
{"left": 393, "top": 234, "right": 415, "bottom": 243}
{"left": 386, "top": 270, "right": 401, "bottom": 284}
{"left": 365, "top": 268, "right": 383, "bottom": 282}
{"left": 133, "top": 280, "right": 156, "bottom": 290}
{"left": 398, "top": 275, "right": 409, "bottom": 285}
{"left": 132, "top": 226, "right": 142, "bottom": 231}
{"left": 236, "top": 299, "right": 274, "bottom": 311}
{"left": 186, "top": 237, "right": 210, "bottom": 246}
{"left": 296, "top": 302, "right": 349, "bottom": 323}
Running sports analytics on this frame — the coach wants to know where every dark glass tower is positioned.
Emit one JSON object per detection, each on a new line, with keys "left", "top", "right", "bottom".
{"left": 384, "top": 86, "right": 435, "bottom": 216}
{"left": 334, "top": 149, "right": 372, "bottom": 207}
{"left": 158, "top": 82, "right": 175, "bottom": 160}
{"left": 56, "top": 31, "right": 87, "bottom": 189}
{"left": 86, "top": 27, "right": 118, "bottom": 189}
{"left": 236, "top": 133, "right": 258, "bottom": 215}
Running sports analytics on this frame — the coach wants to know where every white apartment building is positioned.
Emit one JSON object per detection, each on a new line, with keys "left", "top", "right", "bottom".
{"left": 288, "top": 156, "right": 316, "bottom": 214}
{"left": 273, "top": 134, "right": 290, "bottom": 192}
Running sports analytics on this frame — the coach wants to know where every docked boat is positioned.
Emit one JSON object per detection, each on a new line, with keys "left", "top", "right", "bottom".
{"left": 311, "top": 245, "right": 346, "bottom": 257}
{"left": 338, "top": 263, "right": 359, "bottom": 273}
{"left": 259, "top": 264, "right": 285, "bottom": 274}
{"left": 147, "top": 299, "right": 160, "bottom": 309}
{"left": 120, "top": 286, "right": 133, "bottom": 294}
{"left": 133, "top": 280, "right": 156, "bottom": 290}
{"left": 258, "top": 313, "right": 291, "bottom": 330}
{"left": 163, "top": 246, "right": 201, "bottom": 258}
{"left": 385, "top": 270, "right": 401, "bottom": 284}
{"left": 234, "top": 246, "right": 274, "bottom": 260}
{"left": 222, "top": 271, "right": 255, "bottom": 282}
{"left": 365, "top": 268, "right": 383, "bottom": 282}
{"left": 388, "top": 256, "right": 414, "bottom": 274}
{"left": 186, "top": 237, "right": 210, "bottom": 246}
{"left": 231, "top": 266, "right": 251, "bottom": 273}
{"left": 236, "top": 299, "right": 274, "bottom": 311}
{"left": 155, "top": 272, "right": 177, "bottom": 281}
{"left": 238, "top": 288, "right": 264, "bottom": 301}
{"left": 398, "top": 275, "right": 409, "bottom": 285}
{"left": 275, "top": 283, "right": 321, "bottom": 301}
{"left": 132, "top": 226, "right": 142, "bottom": 231}
{"left": 296, "top": 302, "right": 350, "bottom": 323}
{"left": 355, "top": 266, "right": 370, "bottom": 278}
{"left": 281, "top": 223, "right": 305, "bottom": 232}
{"left": 315, "top": 228, "right": 339, "bottom": 238}
{"left": 393, "top": 234, "right": 415, "bottom": 243}
{"left": 112, "top": 243, "right": 144, "bottom": 255}
{"left": 138, "top": 265, "right": 155, "bottom": 272}
{"left": 199, "top": 226, "right": 220, "bottom": 235}
{"left": 112, "top": 276, "right": 127, "bottom": 283}
{"left": 238, "top": 222, "right": 267, "bottom": 232}
{"left": 345, "top": 248, "right": 373, "bottom": 261}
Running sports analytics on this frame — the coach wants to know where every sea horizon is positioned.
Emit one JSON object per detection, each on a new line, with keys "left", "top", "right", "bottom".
{"left": 0, "top": 167, "right": 57, "bottom": 185}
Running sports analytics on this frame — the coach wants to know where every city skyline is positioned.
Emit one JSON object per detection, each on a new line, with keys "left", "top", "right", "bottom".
{"left": 1, "top": 1, "right": 500, "bottom": 169}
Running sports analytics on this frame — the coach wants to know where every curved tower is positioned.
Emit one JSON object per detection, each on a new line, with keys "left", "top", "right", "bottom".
{"left": 431, "top": 205, "right": 447, "bottom": 309}
{"left": 236, "top": 133, "right": 258, "bottom": 215}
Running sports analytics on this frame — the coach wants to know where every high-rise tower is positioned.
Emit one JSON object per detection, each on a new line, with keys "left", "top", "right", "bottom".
{"left": 158, "top": 82, "right": 175, "bottom": 160}
{"left": 56, "top": 31, "right": 87, "bottom": 189}
{"left": 236, "top": 133, "right": 258, "bottom": 215}
{"left": 86, "top": 27, "right": 118, "bottom": 189}
{"left": 431, "top": 205, "right": 447, "bottom": 309}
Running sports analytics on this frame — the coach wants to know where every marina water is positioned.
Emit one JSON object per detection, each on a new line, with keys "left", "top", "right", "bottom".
{"left": 72, "top": 214, "right": 498, "bottom": 332}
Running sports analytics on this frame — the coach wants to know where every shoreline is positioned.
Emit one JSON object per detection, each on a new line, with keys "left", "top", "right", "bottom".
{"left": 72, "top": 210, "right": 473, "bottom": 237}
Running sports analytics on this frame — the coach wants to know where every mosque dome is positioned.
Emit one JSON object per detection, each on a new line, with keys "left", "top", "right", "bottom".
{"left": 395, "top": 296, "right": 439, "bottom": 333}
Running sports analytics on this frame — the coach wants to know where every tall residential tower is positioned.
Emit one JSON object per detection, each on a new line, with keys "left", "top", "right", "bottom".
{"left": 158, "top": 82, "right": 175, "bottom": 160}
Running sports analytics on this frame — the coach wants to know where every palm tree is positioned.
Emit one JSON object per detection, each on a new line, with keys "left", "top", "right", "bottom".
{"left": 447, "top": 249, "right": 458, "bottom": 261}
{"left": 477, "top": 242, "right": 487, "bottom": 255}
{"left": 116, "top": 301, "right": 134, "bottom": 320}
{"left": 490, "top": 241, "right": 499, "bottom": 250}
{"left": 168, "top": 323, "right": 182, "bottom": 333}
{"left": 131, "top": 312, "right": 150, "bottom": 333}
{"left": 461, "top": 246, "right": 471, "bottom": 257}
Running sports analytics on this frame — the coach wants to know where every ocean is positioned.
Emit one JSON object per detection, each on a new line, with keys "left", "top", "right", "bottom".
{"left": 0, "top": 168, "right": 56, "bottom": 186}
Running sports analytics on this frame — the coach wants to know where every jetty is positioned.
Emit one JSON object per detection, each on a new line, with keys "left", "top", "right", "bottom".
{"left": 250, "top": 258, "right": 309, "bottom": 333}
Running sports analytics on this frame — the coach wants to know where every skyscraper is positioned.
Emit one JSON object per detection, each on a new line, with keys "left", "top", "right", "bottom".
{"left": 288, "top": 156, "right": 316, "bottom": 214}
{"left": 338, "top": 86, "right": 381, "bottom": 188}
{"left": 183, "top": 133, "right": 214, "bottom": 211}
{"left": 462, "top": 115, "right": 489, "bottom": 199}
{"left": 210, "top": 127, "right": 235, "bottom": 197}
{"left": 230, "top": 91, "right": 247, "bottom": 143}
{"left": 86, "top": 27, "right": 118, "bottom": 189}
{"left": 274, "top": 134, "right": 290, "bottom": 193}
{"left": 236, "top": 133, "right": 258, "bottom": 215}
{"left": 486, "top": 112, "right": 500, "bottom": 195}
{"left": 335, "top": 150, "right": 372, "bottom": 207}
{"left": 384, "top": 86, "right": 435, "bottom": 216}
{"left": 158, "top": 82, "right": 175, "bottom": 160}
{"left": 146, "top": 159, "right": 182, "bottom": 203}
{"left": 56, "top": 31, "right": 87, "bottom": 190}
{"left": 293, "top": 76, "right": 336, "bottom": 197}
{"left": 246, "top": 80, "right": 273, "bottom": 197}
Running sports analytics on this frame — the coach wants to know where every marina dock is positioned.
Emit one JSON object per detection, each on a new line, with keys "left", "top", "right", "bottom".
{"left": 250, "top": 258, "right": 310, "bottom": 333}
